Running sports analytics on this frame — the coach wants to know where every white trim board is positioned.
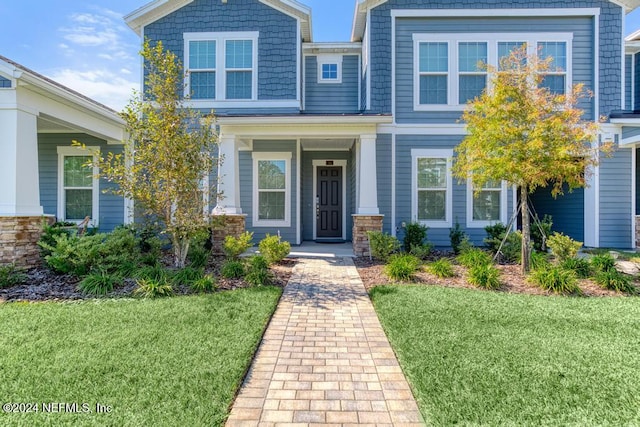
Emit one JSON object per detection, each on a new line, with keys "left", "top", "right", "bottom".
{"left": 56, "top": 146, "right": 100, "bottom": 227}
{"left": 411, "top": 148, "right": 454, "bottom": 228}
{"left": 312, "top": 159, "right": 348, "bottom": 241}
{"left": 390, "top": 8, "right": 601, "bottom": 18}
{"left": 252, "top": 152, "right": 293, "bottom": 228}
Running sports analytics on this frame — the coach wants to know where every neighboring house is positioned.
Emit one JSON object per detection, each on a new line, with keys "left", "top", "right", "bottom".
{"left": 125, "top": 0, "right": 640, "bottom": 253}
{"left": 0, "top": 55, "right": 127, "bottom": 266}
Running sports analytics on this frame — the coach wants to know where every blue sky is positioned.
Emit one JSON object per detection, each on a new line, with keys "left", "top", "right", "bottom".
{"left": 0, "top": 1, "right": 638, "bottom": 111}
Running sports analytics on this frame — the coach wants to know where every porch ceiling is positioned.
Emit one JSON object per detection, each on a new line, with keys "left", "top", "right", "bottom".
{"left": 301, "top": 138, "right": 354, "bottom": 151}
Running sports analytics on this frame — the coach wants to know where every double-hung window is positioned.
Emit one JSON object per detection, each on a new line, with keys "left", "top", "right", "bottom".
{"left": 418, "top": 42, "right": 449, "bottom": 104}
{"left": 458, "top": 42, "right": 487, "bottom": 103}
{"left": 538, "top": 41, "right": 567, "bottom": 95}
{"left": 184, "top": 32, "right": 258, "bottom": 101}
{"left": 467, "top": 179, "right": 508, "bottom": 228}
{"left": 412, "top": 149, "right": 453, "bottom": 227}
{"left": 252, "top": 153, "right": 291, "bottom": 227}
{"left": 57, "top": 147, "right": 99, "bottom": 224}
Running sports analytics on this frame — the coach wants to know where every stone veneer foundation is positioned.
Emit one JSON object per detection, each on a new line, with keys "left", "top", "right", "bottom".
{"left": 0, "top": 216, "right": 53, "bottom": 267}
{"left": 211, "top": 214, "right": 247, "bottom": 255}
{"left": 636, "top": 216, "right": 640, "bottom": 249}
{"left": 352, "top": 214, "right": 384, "bottom": 257}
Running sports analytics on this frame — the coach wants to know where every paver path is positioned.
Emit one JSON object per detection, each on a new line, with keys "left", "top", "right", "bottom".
{"left": 226, "top": 257, "right": 424, "bottom": 426}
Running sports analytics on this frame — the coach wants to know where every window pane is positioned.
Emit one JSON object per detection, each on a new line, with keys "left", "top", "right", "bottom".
{"left": 498, "top": 42, "right": 526, "bottom": 70}
{"left": 482, "top": 179, "right": 502, "bottom": 189}
{"left": 189, "top": 41, "right": 216, "bottom": 69}
{"left": 473, "top": 190, "right": 501, "bottom": 221}
{"left": 419, "top": 42, "right": 448, "bottom": 73}
{"left": 322, "top": 63, "right": 338, "bottom": 79}
{"left": 190, "top": 71, "right": 216, "bottom": 99}
{"left": 226, "top": 40, "right": 253, "bottom": 69}
{"left": 541, "top": 75, "right": 566, "bottom": 95}
{"left": 539, "top": 42, "right": 566, "bottom": 70}
{"left": 258, "top": 192, "right": 285, "bottom": 220}
{"left": 258, "top": 160, "right": 286, "bottom": 190}
{"left": 418, "top": 190, "right": 446, "bottom": 221}
{"left": 417, "top": 158, "right": 447, "bottom": 189}
{"left": 459, "top": 42, "right": 487, "bottom": 72}
{"left": 459, "top": 75, "right": 486, "bottom": 103}
{"left": 65, "top": 189, "right": 92, "bottom": 220}
{"left": 419, "top": 75, "right": 447, "bottom": 104}
{"left": 226, "top": 71, "right": 252, "bottom": 99}
{"left": 64, "top": 156, "right": 92, "bottom": 187}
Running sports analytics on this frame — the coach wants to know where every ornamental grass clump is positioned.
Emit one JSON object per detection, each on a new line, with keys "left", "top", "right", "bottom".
{"left": 384, "top": 254, "right": 420, "bottom": 282}
{"left": 595, "top": 270, "right": 636, "bottom": 294}
{"left": 427, "top": 259, "right": 455, "bottom": 278}
{"left": 467, "top": 264, "right": 501, "bottom": 290}
{"left": 457, "top": 248, "right": 493, "bottom": 269}
{"left": 529, "top": 266, "right": 581, "bottom": 295}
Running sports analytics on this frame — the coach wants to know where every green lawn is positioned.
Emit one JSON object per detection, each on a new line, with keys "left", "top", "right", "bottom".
{"left": 0, "top": 287, "right": 281, "bottom": 427}
{"left": 370, "top": 285, "right": 640, "bottom": 426}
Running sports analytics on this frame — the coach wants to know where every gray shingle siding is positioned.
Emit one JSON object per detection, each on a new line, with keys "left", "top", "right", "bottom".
{"left": 145, "top": 0, "right": 298, "bottom": 107}
{"left": 626, "top": 54, "right": 632, "bottom": 111}
{"left": 37, "top": 134, "right": 125, "bottom": 232}
{"left": 599, "top": 145, "right": 633, "bottom": 248}
{"left": 369, "top": 0, "right": 622, "bottom": 118}
{"left": 304, "top": 55, "right": 360, "bottom": 114}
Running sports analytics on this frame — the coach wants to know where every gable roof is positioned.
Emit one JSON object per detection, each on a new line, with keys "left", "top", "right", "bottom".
{"left": 125, "top": 0, "right": 312, "bottom": 41}
{"left": 351, "top": 0, "right": 640, "bottom": 42}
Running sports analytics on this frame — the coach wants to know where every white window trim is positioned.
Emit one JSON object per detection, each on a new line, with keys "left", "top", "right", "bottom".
{"left": 317, "top": 54, "right": 343, "bottom": 84}
{"left": 411, "top": 148, "right": 453, "bottom": 228}
{"left": 57, "top": 146, "right": 99, "bottom": 226}
{"left": 252, "top": 152, "right": 292, "bottom": 228}
{"left": 413, "top": 32, "right": 573, "bottom": 111}
{"left": 466, "top": 178, "right": 508, "bottom": 229}
{"left": 184, "top": 31, "right": 259, "bottom": 101}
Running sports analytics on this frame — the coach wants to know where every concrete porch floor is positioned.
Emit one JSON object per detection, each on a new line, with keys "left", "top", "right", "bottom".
{"left": 246, "top": 242, "right": 355, "bottom": 258}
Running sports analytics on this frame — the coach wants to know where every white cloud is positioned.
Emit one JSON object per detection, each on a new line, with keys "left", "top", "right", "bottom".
{"left": 49, "top": 68, "right": 137, "bottom": 112}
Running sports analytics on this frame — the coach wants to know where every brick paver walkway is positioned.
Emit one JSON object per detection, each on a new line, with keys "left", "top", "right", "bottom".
{"left": 226, "top": 258, "right": 424, "bottom": 426}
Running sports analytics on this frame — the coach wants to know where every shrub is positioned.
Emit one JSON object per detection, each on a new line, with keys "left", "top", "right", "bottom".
{"left": 449, "top": 221, "right": 469, "bottom": 255}
{"left": 258, "top": 234, "right": 290, "bottom": 265}
{"left": 467, "top": 264, "right": 501, "bottom": 290}
{"left": 135, "top": 265, "right": 171, "bottom": 283}
{"left": 245, "top": 255, "right": 274, "bottom": 286}
{"left": 38, "top": 221, "right": 76, "bottom": 257}
{"left": 409, "top": 243, "right": 433, "bottom": 260}
{"left": 187, "top": 245, "right": 210, "bottom": 269}
{"left": 529, "top": 266, "right": 581, "bottom": 295}
{"left": 0, "top": 264, "right": 28, "bottom": 288}
{"left": 484, "top": 223, "right": 508, "bottom": 252}
{"left": 78, "top": 271, "right": 119, "bottom": 296}
{"left": 547, "top": 232, "right": 583, "bottom": 262}
{"left": 367, "top": 231, "right": 401, "bottom": 262}
{"left": 427, "top": 259, "right": 455, "bottom": 278}
{"left": 531, "top": 214, "right": 553, "bottom": 251}
{"left": 484, "top": 224, "right": 521, "bottom": 263}
{"left": 561, "top": 258, "right": 592, "bottom": 279}
{"left": 134, "top": 278, "right": 174, "bottom": 298}
{"left": 530, "top": 251, "right": 551, "bottom": 271}
{"left": 384, "top": 254, "right": 420, "bottom": 281}
{"left": 591, "top": 254, "right": 616, "bottom": 273}
{"left": 403, "top": 222, "right": 428, "bottom": 252}
{"left": 221, "top": 260, "right": 245, "bottom": 279}
{"left": 223, "top": 232, "right": 254, "bottom": 259}
{"left": 171, "top": 267, "right": 204, "bottom": 286}
{"left": 191, "top": 274, "right": 217, "bottom": 293}
{"left": 457, "top": 248, "right": 493, "bottom": 268}
{"left": 595, "top": 270, "right": 636, "bottom": 293}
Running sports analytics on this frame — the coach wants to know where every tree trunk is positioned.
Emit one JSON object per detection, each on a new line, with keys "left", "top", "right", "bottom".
{"left": 520, "top": 186, "right": 531, "bottom": 274}
{"left": 172, "top": 236, "right": 190, "bottom": 269}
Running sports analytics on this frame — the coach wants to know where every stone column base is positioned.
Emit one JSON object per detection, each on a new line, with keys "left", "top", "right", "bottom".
{"left": 0, "top": 216, "right": 54, "bottom": 267}
{"left": 211, "top": 214, "right": 247, "bottom": 255}
{"left": 636, "top": 216, "right": 640, "bottom": 249}
{"left": 352, "top": 215, "right": 384, "bottom": 257}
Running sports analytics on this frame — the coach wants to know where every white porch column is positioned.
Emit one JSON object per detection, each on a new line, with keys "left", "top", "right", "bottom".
{"left": 0, "top": 107, "right": 43, "bottom": 216}
{"left": 357, "top": 134, "right": 379, "bottom": 215}
{"left": 214, "top": 134, "right": 242, "bottom": 214}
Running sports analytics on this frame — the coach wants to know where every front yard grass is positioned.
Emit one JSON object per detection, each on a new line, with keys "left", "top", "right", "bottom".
{"left": 0, "top": 287, "right": 281, "bottom": 426}
{"left": 370, "top": 285, "right": 640, "bottom": 426}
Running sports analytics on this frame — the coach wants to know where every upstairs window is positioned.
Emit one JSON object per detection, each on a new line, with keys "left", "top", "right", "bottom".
{"left": 322, "top": 63, "right": 338, "bottom": 80}
{"left": 317, "top": 54, "right": 343, "bottom": 84}
{"left": 226, "top": 40, "right": 253, "bottom": 99}
{"left": 538, "top": 42, "right": 567, "bottom": 95}
{"left": 418, "top": 42, "right": 449, "bottom": 104}
{"left": 188, "top": 40, "right": 216, "bottom": 99}
{"left": 458, "top": 42, "right": 487, "bottom": 103}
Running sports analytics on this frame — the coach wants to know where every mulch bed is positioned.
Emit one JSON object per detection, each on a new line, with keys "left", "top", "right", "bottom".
{"left": 0, "top": 257, "right": 296, "bottom": 303}
{"left": 354, "top": 256, "right": 624, "bottom": 297}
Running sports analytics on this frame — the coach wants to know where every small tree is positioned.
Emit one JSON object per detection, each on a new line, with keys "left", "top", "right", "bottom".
{"left": 84, "top": 40, "right": 219, "bottom": 268}
{"left": 452, "top": 48, "right": 609, "bottom": 273}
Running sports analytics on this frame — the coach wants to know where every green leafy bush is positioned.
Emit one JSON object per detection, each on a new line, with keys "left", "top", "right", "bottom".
{"left": 221, "top": 260, "right": 245, "bottom": 279}
{"left": 449, "top": 221, "right": 469, "bottom": 255}
{"left": 409, "top": 244, "right": 433, "bottom": 260}
{"left": 547, "top": 232, "right": 583, "bottom": 262}
{"left": 367, "top": 231, "right": 401, "bottom": 262}
{"left": 427, "top": 259, "right": 455, "bottom": 278}
{"left": 457, "top": 248, "right": 493, "bottom": 268}
{"left": 484, "top": 223, "right": 508, "bottom": 252}
{"left": 561, "top": 258, "right": 592, "bottom": 279}
{"left": 191, "top": 274, "right": 217, "bottom": 293}
{"left": 384, "top": 254, "right": 420, "bottom": 281}
{"left": 135, "top": 265, "right": 171, "bottom": 283}
{"left": 38, "top": 221, "right": 76, "bottom": 257}
{"left": 258, "top": 234, "right": 290, "bottom": 265}
{"left": 134, "top": 278, "right": 174, "bottom": 298}
{"left": 591, "top": 254, "right": 616, "bottom": 273}
{"left": 530, "top": 251, "right": 551, "bottom": 271}
{"left": 0, "top": 264, "right": 28, "bottom": 288}
{"left": 403, "top": 222, "right": 428, "bottom": 252}
{"left": 467, "top": 264, "right": 501, "bottom": 290}
{"left": 172, "top": 267, "right": 204, "bottom": 286}
{"left": 484, "top": 224, "right": 521, "bottom": 263}
{"left": 529, "top": 266, "right": 581, "bottom": 295}
{"left": 78, "top": 271, "right": 119, "bottom": 296}
{"left": 245, "top": 255, "right": 274, "bottom": 286}
{"left": 531, "top": 214, "right": 553, "bottom": 251}
{"left": 595, "top": 270, "right": 636, "bottom": 293}
{"left": 223, "top": 232, "right": 254, "bottom": 259}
